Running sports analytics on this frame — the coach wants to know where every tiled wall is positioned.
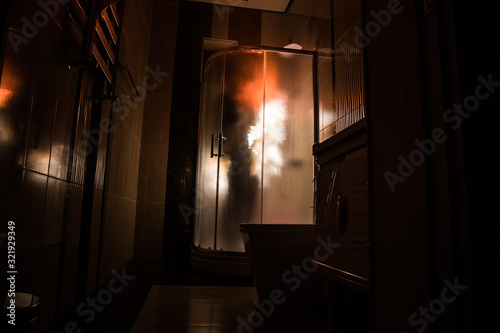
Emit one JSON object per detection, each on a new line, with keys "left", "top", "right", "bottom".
{"left": 134, "top": 0, "right": 179, "bottom": 258}
{"left": 98, "top": 0, "right": 155, "bottom": 281}
{"left": 261, "top": 0, "right": 332, "bottom": 51}
{"left": 164, "top": 1, "right": 216, "bottom": 258}
{"left": 0, "top": 0, "right": 154, "bottom": 329}
{"left": 0, "top": 0, "right": 83, "bottom": 328}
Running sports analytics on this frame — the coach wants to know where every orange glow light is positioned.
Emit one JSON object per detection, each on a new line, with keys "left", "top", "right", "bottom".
{"left": 234, "top": 64, "right": 279, "bottom": 112}
{"left": 0, "top": 88, "right": 13, "bottom": 108}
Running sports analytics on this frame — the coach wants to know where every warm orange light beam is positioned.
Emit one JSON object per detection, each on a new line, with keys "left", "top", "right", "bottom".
{"left": 0, "top": 88, "right": 13, "bottom": 108}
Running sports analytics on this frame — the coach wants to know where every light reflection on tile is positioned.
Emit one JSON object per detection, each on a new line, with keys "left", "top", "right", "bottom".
{"left": 131, "top": 285, "right": 327, "bottom": 333}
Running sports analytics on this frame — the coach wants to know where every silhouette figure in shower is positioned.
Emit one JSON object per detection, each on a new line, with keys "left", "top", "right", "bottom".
{"left": 216, "top": 70, "right": 261, "bottom": 252}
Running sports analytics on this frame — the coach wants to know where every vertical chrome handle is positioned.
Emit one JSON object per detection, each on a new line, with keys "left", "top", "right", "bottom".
{"left": 219, "top": 133, "right": 226, "bottom": 157}
{"left": 211, "top": 134, "right": 218, "bottom": 158}
{"left": 210, "top": 134, "right": 225, "bottom": 158}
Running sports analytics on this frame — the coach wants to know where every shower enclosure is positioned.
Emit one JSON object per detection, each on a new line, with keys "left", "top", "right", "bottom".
{"left": 192, "top": 47, "right": 315, "bottom": 274}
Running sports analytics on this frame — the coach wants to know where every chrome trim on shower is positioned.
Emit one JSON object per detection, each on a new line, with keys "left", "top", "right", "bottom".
{"left": 219, "top": 133, "right": 225, "bottom": 157}
{"left": 211, "top": 134, "right": 217, "bottom": 158}
{"left": 202, "top": 45, "right": 316, "bottom": 74}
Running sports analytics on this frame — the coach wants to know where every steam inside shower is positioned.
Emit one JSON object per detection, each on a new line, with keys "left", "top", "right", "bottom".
{"left": 194, "top": 48, "right": 314, "bottom": 252}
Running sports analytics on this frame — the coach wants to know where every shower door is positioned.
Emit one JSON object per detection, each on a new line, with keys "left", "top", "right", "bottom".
{"left": 194, "top": 49, "right": 314, "bottom": 253}
{"left": 194, "top": 55, "right": 223, "bottom": 250}
{"left": 195, "top": 52, "right": 264, "bottom": 252}
{"left": 261, "top": 51, "right": 314, "bottom": 225}
{"left": 215, "top": 52, "right": 265, "bottom": 252}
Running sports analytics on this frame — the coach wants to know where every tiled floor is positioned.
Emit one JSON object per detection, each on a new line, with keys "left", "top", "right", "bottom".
{"left": 130, "top": 285, "right": 328, "bottom": 333}
{"left": 43, "top": 258, "right": 328, "bottom": 332}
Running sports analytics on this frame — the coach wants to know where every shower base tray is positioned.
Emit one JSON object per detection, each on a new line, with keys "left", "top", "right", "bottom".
{"left": 191, "top": 246, "right": 251, "bottom": 277}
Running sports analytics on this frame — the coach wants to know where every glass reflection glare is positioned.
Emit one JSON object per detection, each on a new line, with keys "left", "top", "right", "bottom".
{"left": 248, "top": 98, "right": 287, "bottom": 182}
{"left": 0, "top": 88, "right": 13, "bottom": 108}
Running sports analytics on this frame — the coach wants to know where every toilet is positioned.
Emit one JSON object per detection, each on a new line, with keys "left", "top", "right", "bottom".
{"left": 240, "top": 223, "right": 327, "bottom": 307}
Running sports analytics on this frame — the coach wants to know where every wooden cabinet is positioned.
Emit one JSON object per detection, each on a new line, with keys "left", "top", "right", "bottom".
{"left": 313, "top": 120, "right": 369, "bottom": 331}
{"left": 314, "top": 119, "right": 369, "bottom": 290}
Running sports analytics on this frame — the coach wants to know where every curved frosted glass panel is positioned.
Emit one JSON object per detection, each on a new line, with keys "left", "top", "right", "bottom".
{"left": 194, "top": 49, "right": 314, "bottom": 253}
{"left": 216, "top": 52, "right": 264, "bottom": 252}
{"left": 194, "top": 55, "right": 222, "bottom": 249}
{"left": 262, "top": 51, "right": 314, "bottom": 224}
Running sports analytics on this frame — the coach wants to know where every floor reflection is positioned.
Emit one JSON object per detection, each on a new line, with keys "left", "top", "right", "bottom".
{"left": 130, "top": 285, "right": 327, "bottom": 333}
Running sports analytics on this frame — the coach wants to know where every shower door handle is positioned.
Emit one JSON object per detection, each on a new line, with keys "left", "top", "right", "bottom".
{"left": 219, "top": 133, "right": 226, "bottom": 157}
{"left": 211, "top": 134, "right": 218, "bottom": 158}
{"left": 210, "top": 134, "right": 225, "bottom": 158}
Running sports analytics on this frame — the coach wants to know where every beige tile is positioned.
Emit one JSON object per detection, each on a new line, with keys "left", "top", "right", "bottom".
{"left": 219, "top": 286, "right": 259, "bottom": 313}
{"left": 131, "top": 285, "right": 327, "bottom": 332}
{"left": 25, "top": 64, "right": 59, "bottom": 176}
{"left": 149, "top": 94, "right": 172, "bottom": 147}
{"left": 118, "top": 36, "right": 138, "bottom": 89}
{"left": 121, "top": 0, "right": 154, "bottom": 80}
{"left": 105, "top": 120, "right": 141, "bottom": 199}
{"left": 158, "top": 16, "right": 179, "bottom": 48}
{"left": 133, "top": 286, "right": 234, "bottom": 328}
{"left": 128, "top": 99, "right": 146, "bottom": 145}
{"left": 141, "top": 203, "right": 164, "bottom": 258}
{"left": 144, "top": 92, "right": 172, "bottom": 146}
{"left": 144, "top": 202, "right": 165, "bottom": 228}
{"left": 157, "top": 44, "right": 177, "bottom": 76}
{"left": 114, "top": 74, "right": 146, "bottom": 145}
{"left": 99, "top": 194, "right": 136, "bottom": 282}
{"left": 134, "top": 201, "right": 145, "bottom": 256}
{"left": 148, "top": 31, "right": 159, "bottom": 65}
{"left": 49, "top": 65, "right": 79, "bottom": 180}
{"left": 136, "top": 145, "right": 149, "bottom": 202}
{"left": 145, "top": 145, "right": 169, "bottom": 203}
{"left": 141, "top": 99, "right": 153, "bottom": 145}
